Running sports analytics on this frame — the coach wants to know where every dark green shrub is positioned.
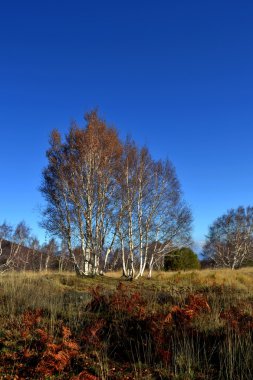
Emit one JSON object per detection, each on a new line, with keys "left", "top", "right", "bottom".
{"left": 164, "top": 247, "right": 200, "bottom": 271}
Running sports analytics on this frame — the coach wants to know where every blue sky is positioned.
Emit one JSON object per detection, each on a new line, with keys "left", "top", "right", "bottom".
{"left": 0, "top": 0, "right": 253, "bottom": 248}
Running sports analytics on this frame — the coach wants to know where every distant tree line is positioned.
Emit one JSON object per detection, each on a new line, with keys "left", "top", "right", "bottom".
{"left": 0, "top": 221, "right": 199, "bottom": 274}
{"left": 3, "top": 205, "right": 253, "bottom": 273}
{"left": 0, "top": 221, "right": 70, "bottom": 273}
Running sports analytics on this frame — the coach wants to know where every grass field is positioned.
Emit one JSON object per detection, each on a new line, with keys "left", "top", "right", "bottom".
{"left": 1, "top": 268, "right": 253, "bottom": 379}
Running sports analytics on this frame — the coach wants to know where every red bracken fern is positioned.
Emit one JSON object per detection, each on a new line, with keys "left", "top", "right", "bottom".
{"left": 21, "top": 308, "right": 43, "bottom": 338}
{"left": 165, "top": 294, "right": 211, "bottom": 324}
{"left": 36, "top": 325, "right": 80, "bottom": 376}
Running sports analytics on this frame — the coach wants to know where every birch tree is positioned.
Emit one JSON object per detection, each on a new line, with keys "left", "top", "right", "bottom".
{"left": 41, "top": 238, "right": 58, "bottom": 272}
{"left": 203, "top": 206, "right": 253, "bottom": 269}
{"left": 40, "top": 130, "right": 82, "bottom": 274}
{"left": 120, "top": 142, "right": 192, "bottom": 279}
{"left": 41, "top": 111, "right": 123, "bottom": 275}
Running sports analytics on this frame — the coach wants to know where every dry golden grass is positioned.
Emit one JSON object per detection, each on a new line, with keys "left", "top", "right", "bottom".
{"left": 150, "top": 267, "right": 253, "bottom": 290}
{"left": 1, "top": 268, "right": 253, "bottom": 379}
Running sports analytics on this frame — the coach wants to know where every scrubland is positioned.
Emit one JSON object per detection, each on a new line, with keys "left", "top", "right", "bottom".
{"left": 1, "top": 268, "right": 253, "bottom": 379}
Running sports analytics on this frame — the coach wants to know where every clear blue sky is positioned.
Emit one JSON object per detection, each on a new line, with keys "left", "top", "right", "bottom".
{"left": 1, "top": 1, "right": 253, "bottom": 248}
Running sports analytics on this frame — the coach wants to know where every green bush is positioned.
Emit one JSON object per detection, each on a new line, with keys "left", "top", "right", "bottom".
{"left": 164, "top": 247, "right": 200, "bottom": 271}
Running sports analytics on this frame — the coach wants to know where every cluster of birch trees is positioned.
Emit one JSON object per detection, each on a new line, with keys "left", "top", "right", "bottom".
{"left": 41, "top": 111, "right": 192, "bottom": 278}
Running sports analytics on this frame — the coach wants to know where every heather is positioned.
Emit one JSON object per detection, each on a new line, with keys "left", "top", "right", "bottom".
{"left": 0, "top": 269, "right": 253, "bottom": 379}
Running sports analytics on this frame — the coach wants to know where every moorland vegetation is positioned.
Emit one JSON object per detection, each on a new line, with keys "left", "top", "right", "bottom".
{"left": 1, "top": 269, "right": 253, "bottom": 379}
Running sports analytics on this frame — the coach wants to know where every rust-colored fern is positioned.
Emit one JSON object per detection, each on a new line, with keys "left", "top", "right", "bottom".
{"left": 36, "top": 325, "right": 79, "bottom": 376}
